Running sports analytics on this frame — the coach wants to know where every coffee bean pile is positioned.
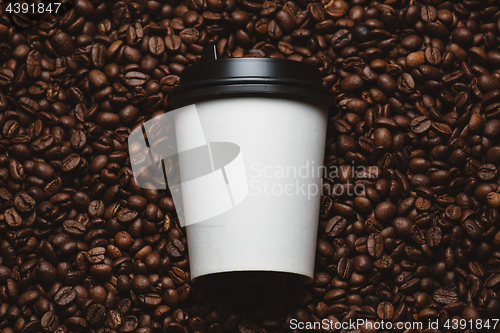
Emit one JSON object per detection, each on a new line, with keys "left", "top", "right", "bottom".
{"left": 1, "top": 0, "right": 500, "bottom": 332}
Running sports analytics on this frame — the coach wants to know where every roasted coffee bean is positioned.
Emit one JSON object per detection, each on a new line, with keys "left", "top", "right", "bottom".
{"left": 61, "top": 153, "right": 81, "bottom": 173}
{"left": 88, "top": 247, "right": 106, "bottom": 264}
{"left": 89, "top": 200, "right": 105, "bottom": 217}
{"left": 367, "top": 233, "right": 383, "bottom": 259}
{"left": 91, "top": 43, "right": 107, "bottom": 69}
{"left": 107, "top": 310, "right": 123, "bottom": 329}
{"left": 325, "top": 215, "right": 347, "bottom": 237}
{"left": 26, "top": 50, "right": 42, "bottom": 79}
{"left": 337, "top": 257, "right": 353, "bottom": 280}
{"left": 0, "top": 68, "right": 14, "bottom": 85}
{"left": 426, "top": 226, "right": 442, "bottom": 248}
{"left": 331, "top": 29, "right": 352, "bottom": 49}
{"left": 35, "top": 261, "right": 57, "bottom": 285}
{"left": 14, "top": 193, "right": 35, "bottom": 213}
{"left": 53, "top": 286, "right": 76, "bottom": 306}
{"left": 5, "top": 207, "right": 22, "bottom": 228}
{"left": 374, "top": 201, "right": 396, "bottom": 223}
{"left": 377, "top": 301, "right": 394, "bottom": 320}
{"left": 165, "top": 35, "right": 182, "bottom": 53}
{"left": 433, "top": 288, "right": 459, "bottom": 305}
{"left": 340, "top": 74, "right": 363, "bottom": 93}
{"left": 124, "top": 71, "right": 148, "bottom": 86}
{"left": 41, "top": 312, "right": 59, "bottom": 332}
{"left": 411, "top": 116, "right": 431, "bottom": 134}
{"left": 374, "top": 255, "right": 394, "bottom": 272}
{"left": 138, "top": 293, "right": 162, "bottom": 308}
{"left": 18, "top": 290, "right": 40, "bottom": 307}
{"left": 149, "top": 36, "right": 165, "bottom": 56}
{"left": 86, "top": 303, "right": 106, "bottom": 327}
{"left": 121, "top": 315, "right": 138, "bottom": 332}
{"left": 66, "top": 316, "right": 87, "bottom": 331}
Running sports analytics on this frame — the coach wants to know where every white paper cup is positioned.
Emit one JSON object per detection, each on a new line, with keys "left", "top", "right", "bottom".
{"left": 130, "top": 46, "right": 335, "bottom": 283}
{"left": 179, "top": 97, "right": 328, "bottom": 283}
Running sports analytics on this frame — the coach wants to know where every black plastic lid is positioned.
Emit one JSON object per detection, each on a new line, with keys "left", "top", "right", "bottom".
{"left": 167, "top": 45, "right": 335, "bottom": 110}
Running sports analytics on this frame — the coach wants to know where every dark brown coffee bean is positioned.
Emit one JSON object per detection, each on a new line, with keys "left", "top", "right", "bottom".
{"left": 337, "top": 257, "right": 353, "bottom": 280}
{"left": 325, "top": 216, "right": 347, "bottom": 237}
{"left": 377, "top": 301, "right": 394, "bottom": 320}
{"left": 340, "top": 74, "right": 364, "bottom": 93}
{"left": 26, "top": 50, "right": 42, "bottom": 78}
{"left": 124, "top": 71, "right": 148, "bottom": 86}
{"left": 400, "top": 277, "right": 420, "bottom": 294}
{"left": 61, "top": 153, "right": 81, "bottom": 173}
{"left": 374, "top": 255, "right": 394, "bottom": 272}
{"left": 374, "top": 201, "right": 396, "bottom": 223}
{"left": 411, "top": 116, "right": 431, "bottom": 134}
{"left": 393, "top": 217, "right": 412, "bottom": 238}
{"left": 331, "top": 29, "right": 352, "bottom": 49}
{"left": 63, "top": 220, "right": 86, "bottom": 237}
{"left": 70, "top": 130, "right": 87, "bottom": 150}
{"left": 18, "top": 290, "right": 40, "bottom": 307}
{"left": 425, "top": 47, "right": 441, "bottom": 65}
{"left": 433, "top": 288, "right": 458, "bottom": 305}
{"left": 169, "top": 267, "right": 186, "bottom": 284}
{"left": 21, "top": 320, "right": 41, "bottom": 333}
{"left": 324, "top": 288, "right": 347, "bottom": 304}
{"left": 353, "top": 254, "right": 372, "bottom": 273}
{"left": 117, "top": 208, "right": 138, "bottom": 223}
{"left": 89, "top": 70, "right": 108, "bottom": 89}
{"left": 35, "top": 261, "right": 57, "bottom": 285}
{"left": 4, "top": 120, "right": 20, "bottom": 139}
{"left": 277, "top": 41, "right": 293, "bottom": 55}
{"left": 14, "top": 192, "right": 35, "bottom": 213}
{"left": 0, "top": 68, "right": 14, "bottom": 85}
{"left": 486, "top": 273, "right": 500, "bottom": 288}
{"left": 149, "top": 36, "right": 165, "bottom": 56}
{"left": 127, "top": 22, "right": 144, "bottom": 46}
{"left": 179, "top": 28, "right": 200, "bottom": 44}
{"left": 91, "top": 43, "right": 107, "bottom": 69}
{"left": 41, "top": 312, "right": 59, "bottom": 332}
{"left": 397, "top": 73, "right": 415, "bottom": 93}
{"left": 307, "top": 3, "right": 324, "bottom": 22}
{"left": 167, "top": 239, "right": 185, "bottom": 258}
{"left": 121, "top": 315, "right": 138, "bottom": 332}
{"left": 54, "top": 286, "right": 76, "bottom": 306}
{"left": 138, "top": 293, "right": 162, "bottom": 308}
{"left": 367, "top": 233, "right": 383, "bottom": 258}
{"left": 431, "top": 122, "right": 452, "bottom": 136}
{"left": 32, "top": 134, "right": 54, "bottom": 153}
{"left": 88, "top": 200, "right": 105, "bottom": 217}
{"left": 267, "top": 20, "right": 282, "bottom": 39}
{"left": 86, "top": 303, "right": 106, "bottom": 327}
{"left": 426, "top": 226, "right": 442, "bottom": 248}
{"left": 66, "top": 316, "right": 87, "bottom": 331}
{"left": 165, "top": 35, "right": 182, "bottom": 53}
{"left": 5, "top": 207, "right": 22, "bottom": 228}
{"left": 107, "top": 310, "right": 123, "bottom": 329}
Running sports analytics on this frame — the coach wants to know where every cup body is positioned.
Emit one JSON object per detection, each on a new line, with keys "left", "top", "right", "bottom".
{"left": 174, "top": 96, "right": 329, "bottom": 282}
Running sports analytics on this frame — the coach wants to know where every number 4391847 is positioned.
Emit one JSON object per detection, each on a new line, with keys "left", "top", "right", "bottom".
{"left": 5, "top": 2, "right": 62, "bottom": 14}
{"left": 443, "top": 318, "right": 499, "bottom": 330}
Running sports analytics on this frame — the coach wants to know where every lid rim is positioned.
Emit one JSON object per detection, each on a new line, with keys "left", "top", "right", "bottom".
{"left": 167, "top": 56, "right": 335, "bottom": 110}
{"left": 169, "top": 77, "right": 332, "bottom": 97}
{"left": 179, "top": 57, "right": 324, "bottom": 83}
{"left": 167, "top": 83, "right": 335, "bottom": 111}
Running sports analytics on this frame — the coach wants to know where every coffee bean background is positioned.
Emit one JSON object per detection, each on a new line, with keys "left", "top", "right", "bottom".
{"left": 1, "top": 0, "right": 500, "bottom": 332}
